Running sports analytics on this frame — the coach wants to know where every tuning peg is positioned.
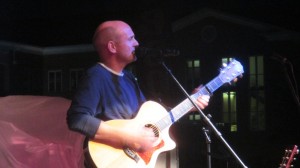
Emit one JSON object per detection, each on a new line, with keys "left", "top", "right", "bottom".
{"left": 222, "top": 63, "right": 228, "bottom": 67}
{"left": 280, "top": 163, "right": 286, "bottom": 167}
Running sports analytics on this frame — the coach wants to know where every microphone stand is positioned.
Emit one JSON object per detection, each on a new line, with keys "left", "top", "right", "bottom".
{"left": 203, "top": 126, "right": 212, "bottom": 168}
{"left": 159, "top": 60, "right": 248, "bottom": 168}
{"left": 202, "top": 113, "right": 213, "bottom": 168}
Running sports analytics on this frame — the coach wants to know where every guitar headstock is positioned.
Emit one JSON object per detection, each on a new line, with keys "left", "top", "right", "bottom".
{"left": 280, "top": 145, "right": 299, "bottom": 168}
{"left": 218, "top": 59, "right": 244, "bottom": 84}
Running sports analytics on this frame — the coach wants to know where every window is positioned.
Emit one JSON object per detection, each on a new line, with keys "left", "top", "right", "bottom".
{"left": 69, "top": 69, "right": 84, "bottom": 91}
{"left": 222, "top": 91, "right": 237, "bottom": 132}
{"left": 187, "top": 59, "right": 201, "bottom": 122}
{"left": 221, "top": 57, "right": 237, "bottom": 132}
{"left": 222, "top": 57, "right": 234, "bottom": 65}
{"left": 189, "top": 112, "right": 201, "bottom": 121}
{"left": 187, "top": 59, "right": 200, "bottom": 89}
{"left": 48, "top": 70, "right": 62, "bottom": 93}
{"left": 249, "top": 56, "right": 264, "bottom": 88}
{"left": 249, "top": 56, "right": 265, "bottom": 131}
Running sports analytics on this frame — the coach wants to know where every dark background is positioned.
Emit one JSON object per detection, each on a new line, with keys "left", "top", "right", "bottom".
{"left": 1, "top": 0, "right": 299, "bottom": 46}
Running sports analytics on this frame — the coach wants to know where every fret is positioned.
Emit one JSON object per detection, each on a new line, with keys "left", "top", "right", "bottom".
{"left": 155, "top": 77, "right": 224, "bottom": 130}
{"left": 206, "top": 77, "right": 223, "bottom": 93}
{"left": 208, "top": 80, "right": 218, "bottom": 91}
{"left": 213, "top": 77, "right": 224, "bottom": 91}
{"left": 206, "top": 81, "right": 214, "bottom": 93}
{"left": 161, "top": 116, "right": 170, "bottom": 128}
{"left": 170, "top": 99, "right": 194, "bottom": 120}
{"left": 199, "top": 87, "right": 210, "bottom": 95}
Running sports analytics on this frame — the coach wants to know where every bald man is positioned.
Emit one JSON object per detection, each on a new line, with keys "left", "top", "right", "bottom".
{"left": 67, "top": 20, "right": 209, "bottom": 166}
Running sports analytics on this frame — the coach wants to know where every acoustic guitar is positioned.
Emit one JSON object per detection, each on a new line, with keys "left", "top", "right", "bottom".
{"left": 88, "top": 60, "right": 244, "bottom": 168}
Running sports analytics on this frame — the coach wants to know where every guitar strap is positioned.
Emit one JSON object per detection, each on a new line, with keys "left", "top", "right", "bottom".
{"left": 83, "top": 146, "right": 97, "bottom": 168}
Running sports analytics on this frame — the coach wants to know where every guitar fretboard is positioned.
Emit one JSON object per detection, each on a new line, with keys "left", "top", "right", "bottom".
{"left": 155, "top": 76, "right": 225, "bottom": 131}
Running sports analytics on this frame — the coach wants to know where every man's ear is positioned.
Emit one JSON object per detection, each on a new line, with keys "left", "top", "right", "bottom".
{"left": 107, "top": 41, "right": 117, "bottom": 53}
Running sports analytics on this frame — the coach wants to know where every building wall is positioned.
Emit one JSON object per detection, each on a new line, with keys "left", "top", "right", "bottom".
{"left": 0, "top": 49, "right": 11, "bottom": 96}
{"left": 43, "top": 51, "right": 98, "bottom": 98}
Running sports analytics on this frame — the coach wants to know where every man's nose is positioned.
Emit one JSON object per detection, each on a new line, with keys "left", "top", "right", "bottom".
{"left": 134, "top": 39, "right": 139, "bottom": 47}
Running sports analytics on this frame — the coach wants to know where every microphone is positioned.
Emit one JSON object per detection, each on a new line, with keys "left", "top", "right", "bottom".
{"left": 270, "top": 54, "right": 288, "bottom": 64}
{"left": 135, "top": 47, "right": 180, "bottom": 58}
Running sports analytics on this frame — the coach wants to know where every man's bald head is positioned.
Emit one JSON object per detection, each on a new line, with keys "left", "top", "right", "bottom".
{"left": 92, "top": 20, "right": 139, "bottom": 68}
{"left": 93, "top": 21, "right": 130, "bottom": 53}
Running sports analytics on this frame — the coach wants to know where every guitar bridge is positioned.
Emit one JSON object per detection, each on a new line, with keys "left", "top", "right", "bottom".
{"left": 123, "top": 147, "right": 140, "bottom": 163}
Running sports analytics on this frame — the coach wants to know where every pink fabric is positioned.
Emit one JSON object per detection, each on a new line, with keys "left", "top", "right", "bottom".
{"left": 0, "top": 95, "right": 85, "bottom": 168}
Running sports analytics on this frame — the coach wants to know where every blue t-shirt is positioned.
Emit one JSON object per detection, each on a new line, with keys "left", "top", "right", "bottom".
{"left": 67, "top": 64, "right": 146, "bottom": 138}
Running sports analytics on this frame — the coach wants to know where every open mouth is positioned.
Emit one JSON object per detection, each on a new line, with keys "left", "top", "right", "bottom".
{"left": 132, "top": 50, "right": 137, "bottom": 58}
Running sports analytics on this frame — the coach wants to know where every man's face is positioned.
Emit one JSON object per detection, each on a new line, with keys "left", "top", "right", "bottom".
{"left": 115, "top": 26, "right": 139, "bottom": 64}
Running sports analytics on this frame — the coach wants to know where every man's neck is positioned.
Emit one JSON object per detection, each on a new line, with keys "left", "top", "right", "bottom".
{"left": 99, "top": 62, "right": 124, "bottom": 76}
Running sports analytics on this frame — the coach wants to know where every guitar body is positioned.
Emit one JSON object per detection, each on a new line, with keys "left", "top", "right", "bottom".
{"left": 88, "top": 101, "right": 176, "bottom": 168}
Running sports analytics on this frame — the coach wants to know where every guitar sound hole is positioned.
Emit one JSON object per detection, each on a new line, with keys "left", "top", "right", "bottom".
{"left": 145, "top": 124, "right": 159, "bottom": 137}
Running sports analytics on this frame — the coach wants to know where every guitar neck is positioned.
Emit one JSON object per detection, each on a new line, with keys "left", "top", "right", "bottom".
{"left": 155, "top": 76, "right": 225, "bottom": 131}
{"left": 154, "top": 59, "right": 243, "bottom": 131}
{"left": 280, "top": 145, "right": 298, "bottom": 168}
